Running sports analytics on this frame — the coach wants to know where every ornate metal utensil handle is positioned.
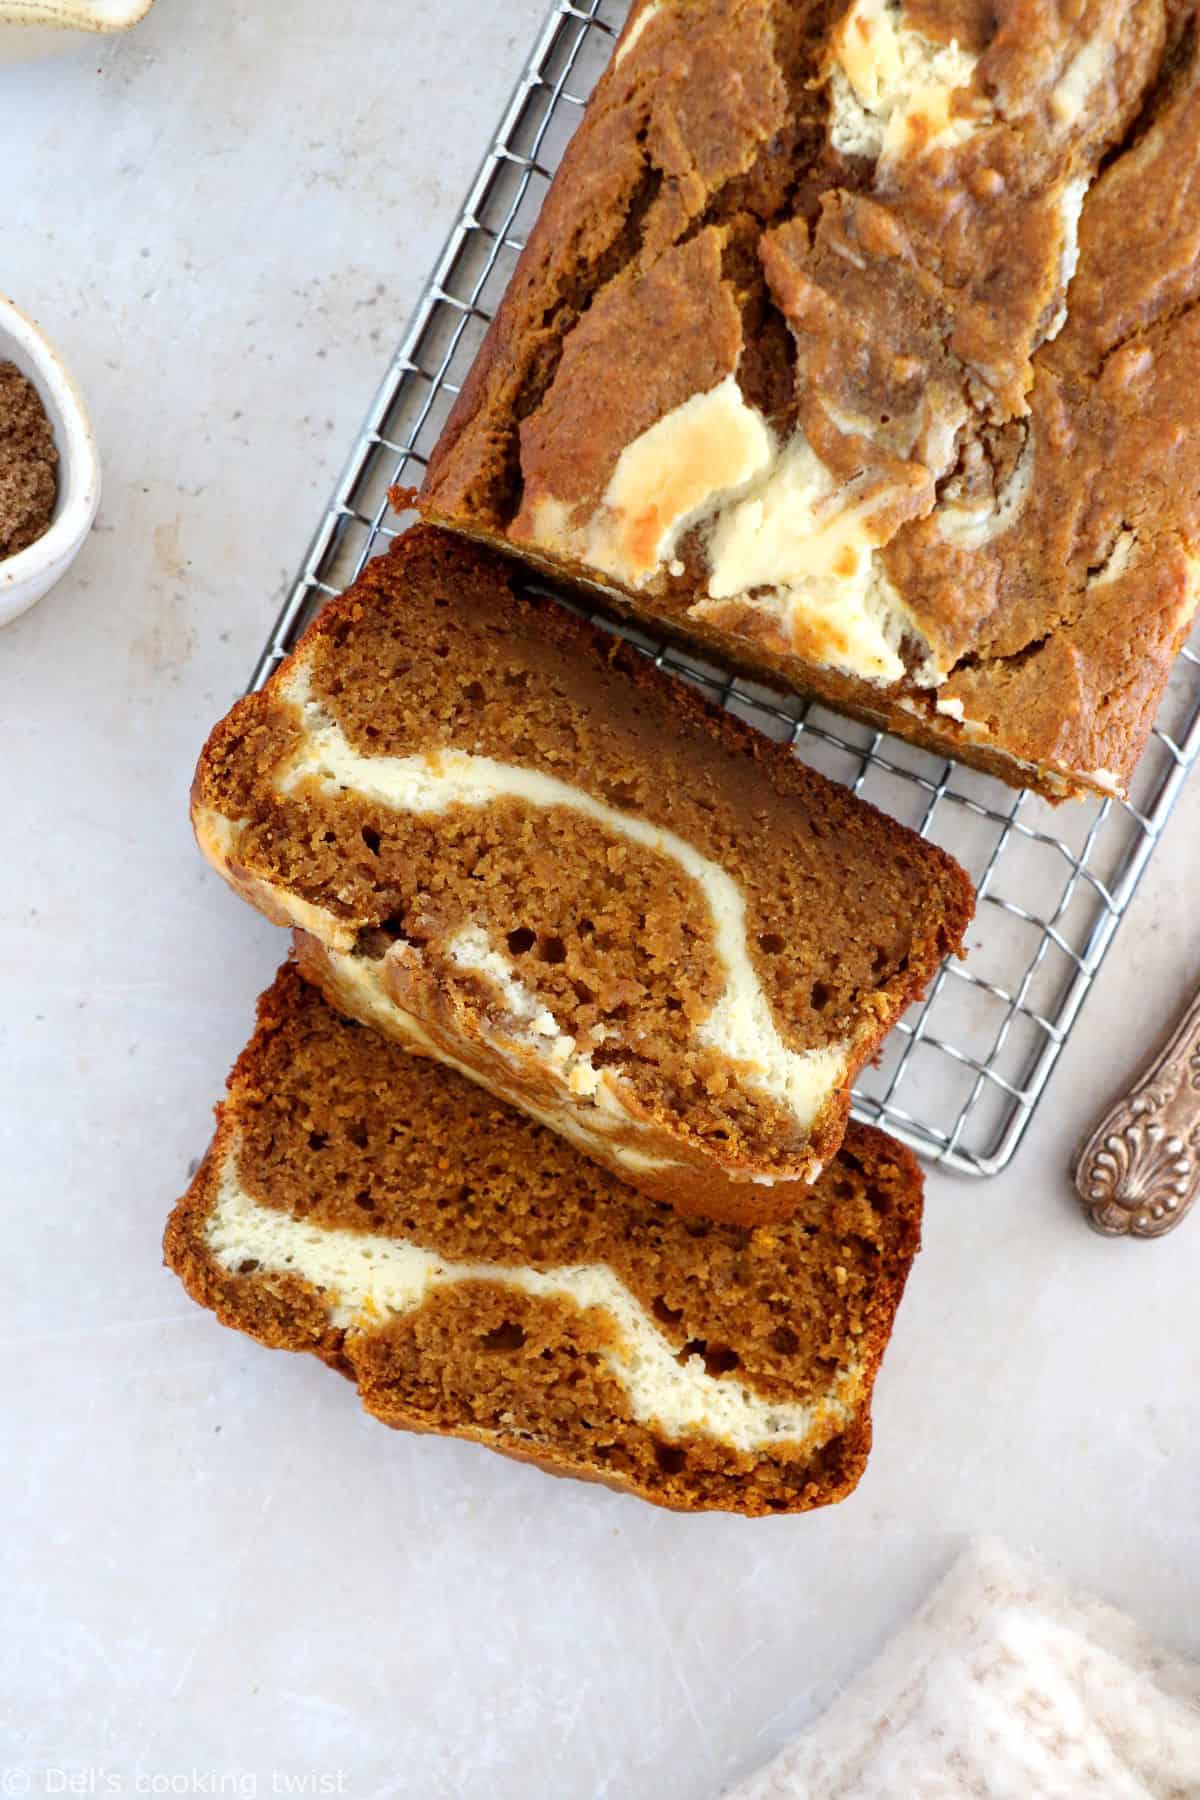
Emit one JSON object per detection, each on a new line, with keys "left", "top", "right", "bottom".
{"left": 1074, "top": 986, "right": 1200, "bottom": 1237}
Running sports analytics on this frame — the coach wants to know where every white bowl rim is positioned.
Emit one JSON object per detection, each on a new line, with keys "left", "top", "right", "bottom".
{"left": 0, "top": 0, "right": 155, "bottom": 31}
{"left": 0, "top": 290, "right": 100, "bottom": 595}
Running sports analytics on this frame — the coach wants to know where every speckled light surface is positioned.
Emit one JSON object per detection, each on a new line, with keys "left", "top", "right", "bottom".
{"left": 3, "top": 6, "right": 1200, "bottom": 1795}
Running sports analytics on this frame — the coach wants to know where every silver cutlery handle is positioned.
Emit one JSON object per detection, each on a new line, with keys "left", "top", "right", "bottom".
{"left": 1074, "top": 988, "right": 1200, "bottom": 1237}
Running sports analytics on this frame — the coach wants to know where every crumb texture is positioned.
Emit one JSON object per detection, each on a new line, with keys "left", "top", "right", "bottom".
{"left": 421, "top": 0, "right": 1200, "bottom": 797}
{"left": 192, "top": 526, "right": 971, "bottom": 1211}
{"left": 164, "top": 966, "right": 924, "bottom": 1516}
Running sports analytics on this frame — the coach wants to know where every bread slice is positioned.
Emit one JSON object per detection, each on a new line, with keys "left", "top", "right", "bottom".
{"left": 164, "top": 964, "right": 924, "bottom": 1517}
{"left": 192, "top": 524, "right": 971, "bottom": 1222}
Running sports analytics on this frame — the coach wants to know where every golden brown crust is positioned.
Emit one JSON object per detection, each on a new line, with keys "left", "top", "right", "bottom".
{"left": 420, "top": 0, "right": 1200, "bottom": 801}
{"left": 193, "top": 525, "right": 971, "bottom": 1213}
{"left": 164, "top": 965, "right": 923, "bottom": 1516}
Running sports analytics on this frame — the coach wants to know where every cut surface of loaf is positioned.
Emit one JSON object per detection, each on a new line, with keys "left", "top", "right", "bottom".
{"left": 192, "top": 526, "right": 971, "bottom": 1221}
{"left": 164, "top": 965, "right": 924, "bottom": 1516}
{"left": 419, "top": 0, "right": 1200, "bottom": 802}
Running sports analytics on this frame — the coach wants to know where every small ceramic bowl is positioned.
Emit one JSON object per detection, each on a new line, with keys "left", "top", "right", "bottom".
{"left": 0, "top": 293, "right": 100, "bottom": 628}
{"left": 0, "top": 0, "right": 155, "bottom": 63}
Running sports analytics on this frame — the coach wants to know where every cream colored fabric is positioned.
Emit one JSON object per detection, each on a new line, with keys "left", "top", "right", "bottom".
{"left": 726, "top": 1539, "right": 1200, "bottom": 1799}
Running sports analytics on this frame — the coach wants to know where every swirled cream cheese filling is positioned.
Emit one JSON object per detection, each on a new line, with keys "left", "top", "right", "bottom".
{"left": 207, "top": 1144, "right": 858, "bottom": 1454}
{"left": 613, "top": 0, "right": 665, "bottom": 70}
{"left": 273, "top": 666, "right": 849, "bottom": 1133}
{"left": 310, "top": 940, "right": 682, "bottom": 1177}
{"left": 827, "top": 0, "right": 987, "bottom": 165}
{"left": 527, "top": 378, "right": 941, "bottom": 688}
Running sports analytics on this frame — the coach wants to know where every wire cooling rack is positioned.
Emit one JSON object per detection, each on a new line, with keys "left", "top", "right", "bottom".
{"left": 250, "top": 0, "right": 1200, "bottom": 1178}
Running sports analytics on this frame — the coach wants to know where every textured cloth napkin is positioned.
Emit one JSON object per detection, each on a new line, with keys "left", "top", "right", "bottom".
{"left": 726, "top": 1539, "right": 1200, "bottom": 1799}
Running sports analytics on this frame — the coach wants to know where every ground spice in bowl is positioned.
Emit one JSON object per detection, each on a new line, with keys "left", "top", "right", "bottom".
{"left": 0, "top": 360, "right": 58, "bottom": 560}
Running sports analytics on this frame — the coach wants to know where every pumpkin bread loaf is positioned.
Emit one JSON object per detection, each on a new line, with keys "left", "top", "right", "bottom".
{"left": 420, "top": 0, "right": 1200, "bottom": 801}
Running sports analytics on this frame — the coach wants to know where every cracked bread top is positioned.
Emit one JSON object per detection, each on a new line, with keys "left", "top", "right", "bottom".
{"left": 421, "top": 0, "right": 1200, "bottom": 797}
{"left": 192, "top": 526, "right": 971, "bottom": 1217}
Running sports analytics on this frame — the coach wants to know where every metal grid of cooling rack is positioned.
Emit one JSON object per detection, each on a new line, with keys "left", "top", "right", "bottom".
{"left": 249, "top": 0, "right": 1200, "bottom": 1178}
